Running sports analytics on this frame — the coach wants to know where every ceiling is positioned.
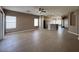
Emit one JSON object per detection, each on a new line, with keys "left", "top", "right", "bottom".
{"left": 2, "top": 6, "right": 79, "bottom": 16}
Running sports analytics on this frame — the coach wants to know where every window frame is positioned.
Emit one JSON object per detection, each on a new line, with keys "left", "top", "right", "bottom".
{"left": 34, "top": 18, "right": 39, "bottom": 27}
{"left": 6, "top": 16, "right": 16, "bottom": 29}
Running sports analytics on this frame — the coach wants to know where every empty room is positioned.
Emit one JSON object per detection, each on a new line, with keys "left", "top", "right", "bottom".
{"left": 0, "top": 6, "right": 79, "bottom": 52}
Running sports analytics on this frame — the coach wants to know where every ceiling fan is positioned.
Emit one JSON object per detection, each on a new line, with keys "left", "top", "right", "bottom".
{"left": 39, "top": 8, "right": 46, "bottom": 13}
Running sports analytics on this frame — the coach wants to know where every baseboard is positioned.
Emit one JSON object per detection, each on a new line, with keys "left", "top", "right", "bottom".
{"left": 68, "top": 31, "right": 79, "bottom": 36}
{"left": 6, "top": 29, "right": 38, "bottom": 34}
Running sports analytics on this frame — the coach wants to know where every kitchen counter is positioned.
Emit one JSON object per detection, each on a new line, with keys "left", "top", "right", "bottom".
{"left": 48, "top": 24, "right": 58, "bottom": 30}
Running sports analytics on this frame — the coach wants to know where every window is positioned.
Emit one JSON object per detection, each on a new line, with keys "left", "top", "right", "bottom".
{"left": 52, "top": 17, "right": 61, "bottom": 25}
{"left": 52, "top": 20, "right": 56, "bottom": 24}
{"left": 34, "top": 18, "right": 38, "bottom": 26}
{"left": 6, "top": 16, "right": 16, "bottom": 29}
{"left": 56, "top": 19, "right": 61, "bottom": 25}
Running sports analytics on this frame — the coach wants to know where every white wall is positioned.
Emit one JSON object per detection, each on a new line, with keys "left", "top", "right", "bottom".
{"left": 64, "top": 19, "right": 68, "bottom": 28}
{"left": 0, "top": 7, "right": 4, "bottom": 40}
{"left": 76, "top": 15, "right": 79, "bottom": 34}
{"left": 69, "top": 10, "right": 79, "bottom": 34}
{"left": 0, "top": 9, "right": 3, "bottom": 40}
{"left": 39, "top": 16, "right": 44, "bottom": 29}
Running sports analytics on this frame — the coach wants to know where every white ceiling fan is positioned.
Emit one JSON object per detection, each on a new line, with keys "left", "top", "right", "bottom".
{"left": 38, "top": 8, "right": 47, "bottom": 15}
{"left": 39, "top": 8, "right": 46, "bottom": 13}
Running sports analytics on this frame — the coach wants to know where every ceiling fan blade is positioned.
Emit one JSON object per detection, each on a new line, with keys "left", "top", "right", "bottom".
{"left": 42, "top": 11, "right": 46, "bottom": 13}
{"left": 39, "top": 8, "right": 46, "bottom": 13}
{"left": 39, "top": 8, "right": 42, "bottom": 11}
